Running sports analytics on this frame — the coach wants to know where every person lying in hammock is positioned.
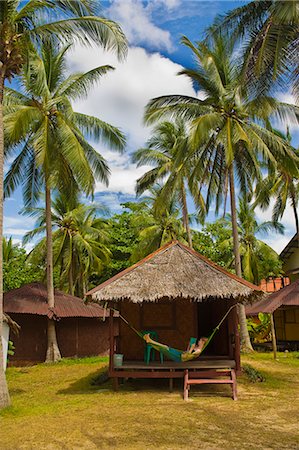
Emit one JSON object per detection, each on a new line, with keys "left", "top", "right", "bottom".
{"left": 143, "top": 333, "right": 208, "bottom": 362}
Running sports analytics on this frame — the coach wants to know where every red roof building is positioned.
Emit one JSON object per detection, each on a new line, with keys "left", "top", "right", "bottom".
{"left": 4, "top": 283, "right": 118, "bottom": 364}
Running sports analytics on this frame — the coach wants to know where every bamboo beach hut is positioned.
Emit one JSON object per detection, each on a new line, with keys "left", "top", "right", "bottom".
{"left": 87, "top": 241, "right": 263, "bottom": 399}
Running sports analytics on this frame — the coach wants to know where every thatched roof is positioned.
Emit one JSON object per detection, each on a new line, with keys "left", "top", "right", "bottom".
{"left": 3, "top": 313, "right": 20, "bottom": 334}
{"left": 87, "top": 241, "right": 263, "bottom": 304}
{"left": 246, "top": 279, "right": 299, "bottom": 315}
{"left": 4, "top": 283, "right": 107, "bottom": 320}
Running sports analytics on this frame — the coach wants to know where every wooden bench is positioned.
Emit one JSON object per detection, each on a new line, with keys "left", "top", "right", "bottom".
{"left": 183, "top": 368, "right": 237, "bottom": 400}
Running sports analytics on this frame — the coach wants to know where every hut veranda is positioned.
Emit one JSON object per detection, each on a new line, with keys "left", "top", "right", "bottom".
{"left": 87, "top": 241, "right": 263, "bottom": 399}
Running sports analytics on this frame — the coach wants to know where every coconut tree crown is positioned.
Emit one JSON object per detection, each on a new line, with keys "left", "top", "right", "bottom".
{"left": 4, "top": 40, "right": 126, "bottom": 205}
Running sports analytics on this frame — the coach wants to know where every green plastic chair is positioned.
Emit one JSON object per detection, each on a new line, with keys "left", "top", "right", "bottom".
{"left": 142, "top": 330, "right": 164, "bottom": 364}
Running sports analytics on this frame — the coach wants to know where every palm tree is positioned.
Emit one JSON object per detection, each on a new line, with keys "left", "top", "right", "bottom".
{"left": 208, "top": 0, "right": 299, "bottom": 98}
{"left": 129, "top": 187, "right": 187, "bottom": 262}
{"left": 144, "top": 34, "right": 299, "bottom": 351}
{"left": 255, "top": 131, "right": 299, "bottom": 235}
{"left": 23, "top": 193, "right": 111, "bottom": 297}
{"left": 220, "top": 196, "right": 284, "bottom": 285}
{"left": 0, "top": 0, "right": 126, "bottom": 408}
{"left": 2, "top": 237, "right": 18, "bottom": 263}
{"left": 4, "top": 42, "right": 125, "bottom": 362}
{"left": 132, "top": 119, "right": 205, "bottom": 248}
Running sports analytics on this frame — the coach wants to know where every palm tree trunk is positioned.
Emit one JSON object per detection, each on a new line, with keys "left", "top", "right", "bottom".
{"left": 229, "top": 165, "right": 253, "bottom": 352}
{"left": 45, "top": 180, "right": 61, "bottom": 362}
{"left": 181, "top": 182, "right": 193, "bottom": 248}
{"left": 0, "top": 70, "right": 10, "bottom": 408}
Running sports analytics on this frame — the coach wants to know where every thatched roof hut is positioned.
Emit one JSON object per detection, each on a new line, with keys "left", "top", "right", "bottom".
{"left": 88, "top": 241, "right": 264, "bottom": 383}
{"left": 88, "top": 241, "right": 263, "bottom": 303}
{"left": 4, "top": 283, "right": 118, "bottom": 364}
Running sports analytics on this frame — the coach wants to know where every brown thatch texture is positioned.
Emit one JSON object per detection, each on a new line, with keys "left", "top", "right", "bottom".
{"left": 88, "top": 241, "right": 263, "bottom": 304}
{"left": 3, "top": 313, "right": 20, "bottom": 334}
{"left": 4, "top": 283, "right": 106, "bottom": 319}
{"left": 246, "top": 279, "right": 299, "bottom": 315}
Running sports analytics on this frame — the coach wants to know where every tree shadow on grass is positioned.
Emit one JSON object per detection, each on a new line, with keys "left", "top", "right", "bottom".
{"left": 57, "top": 367, "right": 112, "bottom": 395}
{"left": 57, "top": 368, "right": 232, "bottom": 399}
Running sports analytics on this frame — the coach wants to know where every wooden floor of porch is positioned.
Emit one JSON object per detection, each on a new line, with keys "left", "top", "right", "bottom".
{"left": 114, "top": 359, "right": 236, "bottom": 370}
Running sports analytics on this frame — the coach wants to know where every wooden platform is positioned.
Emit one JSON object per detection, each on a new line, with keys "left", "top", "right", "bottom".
{"left": 114, "top": 359, "right": 236, "bottom": 370}
{"left": 110, "top": 359, "right": 237, "bottom": 399}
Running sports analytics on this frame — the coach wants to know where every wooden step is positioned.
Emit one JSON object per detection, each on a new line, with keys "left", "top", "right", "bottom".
{"left": 187, "top": 379, "right": 233, "bottom": 385}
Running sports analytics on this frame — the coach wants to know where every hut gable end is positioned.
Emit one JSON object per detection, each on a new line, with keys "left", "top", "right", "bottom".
{"left": 88, "top": 241, "right": 262, "bottom": 303}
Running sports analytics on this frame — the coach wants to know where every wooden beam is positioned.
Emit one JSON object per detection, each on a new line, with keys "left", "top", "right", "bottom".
{"left": 270, "top": 313, "right": 277, "bottom": 360}
{"left": 109, "top": 309, "right": 114, "bottom": 372}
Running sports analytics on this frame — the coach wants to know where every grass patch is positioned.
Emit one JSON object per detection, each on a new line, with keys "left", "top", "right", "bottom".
{"left": 0, "top": 353, "right": 298, "bottom": 449}
{"left": 242, "top": 363, "right": 265, "bottom": 382}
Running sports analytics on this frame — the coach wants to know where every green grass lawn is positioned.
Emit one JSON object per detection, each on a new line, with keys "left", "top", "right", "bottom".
{"left": 0, "top": 353, "right": 299, "bottom": 449}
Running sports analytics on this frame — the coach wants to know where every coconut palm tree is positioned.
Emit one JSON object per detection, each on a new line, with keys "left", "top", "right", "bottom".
{"left": 132, "top": 119, "right": 205, "bottom": 248}
{"left": 23, "top": 193, "right": 110, "bottom": 297}
{"left": 4, "top": 41, "right": 125, "bottom": 363}
{"left": 254, "top": 131, "right": 299, "bottom": 235}
{"left": 144, "top": 34, "right": 299, "bottom": 351}
{"left": 0, "top": 0, "right": 127, "bottom": 408}
{"left": 129, "top": 187, "right": 187, "bottom": 262}
{"left": 209, "top": 0, "right": 299, "bottom": 97}
{"left": 220, "top": 196, "right": 284, "bottom": 285}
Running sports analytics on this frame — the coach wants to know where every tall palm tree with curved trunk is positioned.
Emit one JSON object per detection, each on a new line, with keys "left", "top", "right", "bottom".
{"left": 4, "top": 42, "right": 125, "bottom": 363}
{"left": 0, "top": 0, "right": 126, "bottom": 408}
{"left": 144, "top": 34, "right": 299, "bottom": 351}
{"left": 209, "top": 0, "right": 299, "bottom": 98}
{"left": 132, "top": 119, "right": 205, "bottom": 248}
{"left": 23, "top": 193, "right": 111, "bottom": 297}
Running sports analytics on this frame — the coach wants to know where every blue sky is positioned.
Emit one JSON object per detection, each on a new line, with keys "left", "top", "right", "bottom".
{"left": 4, "top": 0, "right": 299, "bottom": 254}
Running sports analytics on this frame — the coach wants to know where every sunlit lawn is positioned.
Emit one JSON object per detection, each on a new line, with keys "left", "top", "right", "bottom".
{"left": 0, "top": 353, "right": 298, "bottom": 449}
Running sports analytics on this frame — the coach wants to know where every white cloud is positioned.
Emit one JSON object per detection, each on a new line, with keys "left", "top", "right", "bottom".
{"left": 4, "top": 216, "right": 35, "bottom": 237}
{"left": 69, "top": 44, "right": 196, "bottom": 196}
{"left": 108, "top": 0, "right": 174, "bottom": 52}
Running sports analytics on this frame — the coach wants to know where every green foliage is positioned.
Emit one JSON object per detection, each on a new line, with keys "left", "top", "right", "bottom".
{"left": 192, "top": 220, "right": 233, "bottom": 268}
{"left": 91, "top": 207, "right": 140, "bottom": 285}
{"left": 247, "top": 313, "right": 271, "bottom": 344}
{"left": 3, "top": 239, "right": 43, "bottom": 292}
{"left": 7, "top": 341, "right": 15, "bottom": 358}
{"left": 209, "top": 1, "right": 299, "bottom": 99}
{"left": 242, "top": 363, "right": 265, "bottom": 383}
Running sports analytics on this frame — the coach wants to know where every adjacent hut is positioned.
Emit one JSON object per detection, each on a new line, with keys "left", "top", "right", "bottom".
{"left": 87, "top": 241, "right": 263, "bottom": 399}
{"left": 4, "top": 283, "right": 118, "bottom": 364}
{"left": 247, "top": 279, "right": 299, "bottom": 349}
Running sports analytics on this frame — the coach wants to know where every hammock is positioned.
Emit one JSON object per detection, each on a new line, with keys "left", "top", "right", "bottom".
{"left": 113, "top": 304, "right": 237, "bottom": 363}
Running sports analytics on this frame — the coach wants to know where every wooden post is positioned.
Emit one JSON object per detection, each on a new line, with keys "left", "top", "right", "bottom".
{"left": 233, "top": 306, "right": 241, "bottom": 373}
{"left": 270, "top": 313, "right": 277, "bottom": 360}
{"left": 109, "top": 308, "right": 114, "bottom": 373}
